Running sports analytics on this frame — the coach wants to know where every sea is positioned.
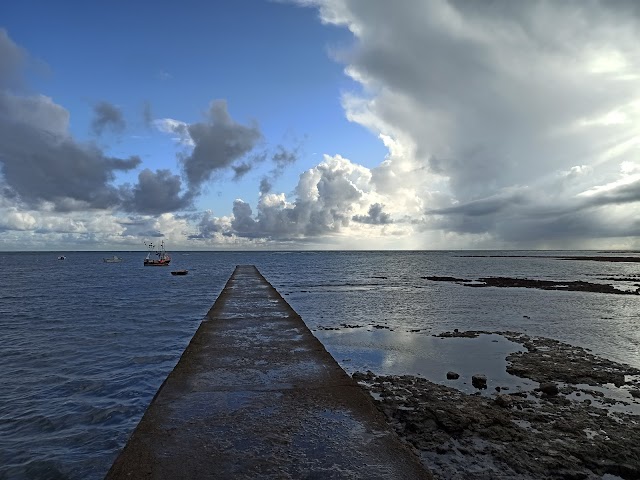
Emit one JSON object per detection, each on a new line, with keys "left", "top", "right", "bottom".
{"left": 1, "top": 250, "right": 639, "bottom": 479}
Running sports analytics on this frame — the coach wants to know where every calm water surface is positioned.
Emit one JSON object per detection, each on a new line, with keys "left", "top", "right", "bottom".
{"left": 1, "top": 251, "right": 638, "bottom": 479}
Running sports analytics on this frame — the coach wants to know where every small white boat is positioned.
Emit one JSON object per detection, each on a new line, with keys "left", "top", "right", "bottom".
{"left": 103, "top": 255, "right": 123, "bottom": 263}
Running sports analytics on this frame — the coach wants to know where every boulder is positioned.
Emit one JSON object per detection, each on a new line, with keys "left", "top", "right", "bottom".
{"left": 472, "top": 374, "right": 487, "bottom": 389}
{"left": 539, "top": 382, "right": 559, "bottom": 396}
{"left": 494, "top": 394, "right": 513, "bottom": 408}
{"left": 446, "top": 371, "right": 460, "bottom": 380}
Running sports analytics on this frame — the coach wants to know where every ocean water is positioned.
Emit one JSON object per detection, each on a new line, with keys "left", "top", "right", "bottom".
{"left": 1, "top": 250, "right": 639, "bottom": 479}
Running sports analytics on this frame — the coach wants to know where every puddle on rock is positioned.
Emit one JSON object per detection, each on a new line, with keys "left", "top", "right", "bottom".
{"left": 316, "top": 330, "right": 536, "bottom": 396}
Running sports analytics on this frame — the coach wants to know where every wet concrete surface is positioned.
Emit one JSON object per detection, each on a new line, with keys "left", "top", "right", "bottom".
{"left": 106, "top": 265, "right": 431, "bottom": 479}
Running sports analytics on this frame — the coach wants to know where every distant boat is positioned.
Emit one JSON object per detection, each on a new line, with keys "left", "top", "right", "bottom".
{"left": 171, "top": 270, "right": 188, "bottom": 276}
{"left": 144, "top": 241, "right": 171, "bottom": 266}
{"left": 103, "top": 255, "right": 123, "bottom": 263}
{"left": 58, "top": 256, "right": 66, "bottom": 260}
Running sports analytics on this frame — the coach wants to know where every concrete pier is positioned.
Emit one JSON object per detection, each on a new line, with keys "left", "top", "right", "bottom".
{"left": 106, "top": 265, "right": 431, "bottom": 479}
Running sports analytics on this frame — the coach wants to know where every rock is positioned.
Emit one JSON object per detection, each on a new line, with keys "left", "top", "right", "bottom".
{"left": 446, "top": 371, "right": 460, "bottom": 380}
{"left": 352, "top": 370, "right": 375, "bottom": 382}
{"left": 435, "top": 444, "right": 449, "bottom": 454}
{"left": 629, "top": 389, "right": 640, "bottom": 399}
{"left": 558, "top": 470, "right": 589, "bottom": 480}
{"left": 355, "top": 368, "right": 640, "bottom": 480}
{"left": 494, "top": 394, "right": 513, "bottom": 408}
{"left": 539, "top": 382, "right": 559, "bottom": 396}
{"left": 423, "top": 277, "right": 471, "bottom": 282}
{"left": 472, "top": 374, "right": 487, "bottom": 389}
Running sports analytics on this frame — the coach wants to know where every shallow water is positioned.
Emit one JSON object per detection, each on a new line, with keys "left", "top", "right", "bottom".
{"left": 1, "top": 250, "right": 639, "bottom": 479}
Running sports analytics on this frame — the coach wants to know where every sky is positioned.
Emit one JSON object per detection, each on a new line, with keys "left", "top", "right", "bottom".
{"left": 1, "top": 0, "right": 640, "bottom": 251}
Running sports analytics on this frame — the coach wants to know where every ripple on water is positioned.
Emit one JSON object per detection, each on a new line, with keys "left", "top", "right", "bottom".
{"left": 1, "top": 251, "right": 639, "bottom": 479}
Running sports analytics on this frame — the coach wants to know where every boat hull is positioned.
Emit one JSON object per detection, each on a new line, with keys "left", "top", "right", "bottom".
{"left": 144, "top": 260, "right": 170, "bottom": 266}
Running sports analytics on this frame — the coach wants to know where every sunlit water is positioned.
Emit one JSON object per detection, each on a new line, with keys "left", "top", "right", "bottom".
{"left": 1, "top": 251, "right": 638, "bottom": 479}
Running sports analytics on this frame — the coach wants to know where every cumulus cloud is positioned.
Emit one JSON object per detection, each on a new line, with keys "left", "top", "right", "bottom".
{"left": 91, "top": 101, "right": 125, "bottom": 135}
{"left": 0, "top": 30, "right": 147, "bottom": 213}
{"left": 0, "top": 28, "right": 27, "bottom": 89}
{"left": 156, "top": 103, "right": 301, "bottom": 193}
{"left": 0, "top": 97, "right": 141, "bottom": 210}
{"left": 272, "top": 144, "right": 298, "bottom": 172}
{"left": 195, "top": 154, "right": 406, "bottom": 242}
{"left": 0, "top": 208, "right": 36, "bottom": 231}
{"left": 352, "top": 203, "right": 392, "bottom": 224}
{"left": 120, "top": 168, "right": 193, "bottom": 214}
{"left": 259, "top": 177, "right": 273, "bottom": 195}
{"left": 154, "top": 118, "right": 193, "bottom": 146}
{"left": 0, "top": 28, "right": 302, "bottom": 233}
{"left": 179, "top": 100, "right": 262, "bottom": 190}
{"left": 232, "top": 162, "right": 252, "bottom": 181}
{"left": 188, "top": 210, "right": 226, "bottom": 239}
{"left": 297, "top": 0, "right": 640, "bottom": 246}
{"left": 0, "top": 30, "right": 200, "bottom": 218}
{"left": 258, "top": 144, "right": 301, "bottom": 194}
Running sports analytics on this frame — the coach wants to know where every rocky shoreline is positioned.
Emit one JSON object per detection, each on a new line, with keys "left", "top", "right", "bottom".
{"left": 353, "top": 331, "right": 640, "bottom": 479}
{"left": 456, "top": 255, "right": 640, "bottom": 263}
{"left": 424, "top": 276, "right": 639, "bottom": 295}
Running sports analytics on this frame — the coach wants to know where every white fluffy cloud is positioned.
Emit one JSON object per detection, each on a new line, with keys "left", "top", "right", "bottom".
{"left": 291, "top": 0, "right": 640, "bottom": 247}
{"left": 201, "top": 0, "right": 640, "bottom": 248}
{"left": 191, "top": 154, "right": 415, "bottom": 246}
{"left": 4, "top": 2, "right": 640, "bottom": 250}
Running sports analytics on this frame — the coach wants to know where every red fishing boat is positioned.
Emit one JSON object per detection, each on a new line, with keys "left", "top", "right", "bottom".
{"left": 143, "top": 240, "right": 171, "bottom": 266}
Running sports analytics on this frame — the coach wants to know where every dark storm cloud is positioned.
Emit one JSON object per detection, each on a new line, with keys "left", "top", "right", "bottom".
{"left": 352, "top": 203, "right": 392, "bottom": 224}
{"left": 496, "top": 210, "right": 640, "bottom": 244}
{"left": 179, "top": 100, "right": 262, "bottom": 190}
{"left": 425, "top": 176, "right": 640, "bottom": 243}
{"left": 92, "top": 101, "right": 125, "bottom": 135}
{"left": 120, "top": 169, "right": 193, "bottom": 214}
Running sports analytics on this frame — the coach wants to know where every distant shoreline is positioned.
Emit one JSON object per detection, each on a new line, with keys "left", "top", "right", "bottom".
{"left": 458, "top": 255, "right": 640, "bottom": 262}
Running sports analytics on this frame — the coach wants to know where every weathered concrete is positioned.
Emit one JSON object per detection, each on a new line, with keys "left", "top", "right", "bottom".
{"left": 106, "top": 265, "right": 431, "bottom": 479}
